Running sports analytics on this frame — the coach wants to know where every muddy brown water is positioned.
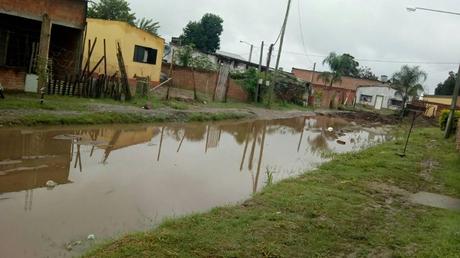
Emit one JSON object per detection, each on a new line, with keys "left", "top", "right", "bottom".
{"left": 0, "top": 116, "right": 390, "bottom": 257}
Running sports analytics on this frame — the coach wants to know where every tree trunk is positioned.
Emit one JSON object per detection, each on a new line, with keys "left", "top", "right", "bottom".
{"left": 400, "top": 96, "right": 408, "bottom": 119}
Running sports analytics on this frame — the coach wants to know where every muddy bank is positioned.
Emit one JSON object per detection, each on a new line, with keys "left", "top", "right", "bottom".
{"left": 0, "top": 101, "right": 318, "bottom": 127}
{"left": 1, "top": 97, "right": 406, "bottom": 128}
{"left": 318, "top": 110, "right": 400, "bottom": 126}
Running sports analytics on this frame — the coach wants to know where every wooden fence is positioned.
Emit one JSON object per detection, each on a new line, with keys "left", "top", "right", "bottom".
{"left": 47, "top": 74, "right": 127, "bottom": 100}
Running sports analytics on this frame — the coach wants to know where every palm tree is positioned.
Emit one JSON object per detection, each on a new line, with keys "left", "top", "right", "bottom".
{"left": 318, "top": 52, "right": 359, "bottom": 87}
{"left": 136, "top": 18, "right": 160, "bottom": 36}
{"left": 391, "top": 65, "right": 427, "bottom": 117}
{"left": 318, "top": 71, "right": 342, "bottom": 87}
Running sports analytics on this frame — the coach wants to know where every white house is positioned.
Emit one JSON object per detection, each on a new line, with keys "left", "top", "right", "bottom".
{"left": 163, "top": 40, "right": 265, "bottom": 72}
{"left": 356, "top": 85, "right": 406, "bottom": 110}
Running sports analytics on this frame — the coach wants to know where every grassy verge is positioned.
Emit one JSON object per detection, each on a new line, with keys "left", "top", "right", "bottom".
{"left": 0, "top": 94, "right": 312, "bottom": 127}
{"left": 86, "top": 127, "right": 460, "bottom": 257}
{"left": 0, "top": 93, "right": 149, "bottom": 111}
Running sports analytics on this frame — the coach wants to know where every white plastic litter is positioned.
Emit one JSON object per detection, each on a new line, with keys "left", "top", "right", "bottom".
{"left": 87, "top": 234, "right": 96, "bottom": 241}
{"left": 327, "top": 127, "right": 334, "bottom": 132}
{"left": 46, "top": 180, "right": 58, "bottom": 188}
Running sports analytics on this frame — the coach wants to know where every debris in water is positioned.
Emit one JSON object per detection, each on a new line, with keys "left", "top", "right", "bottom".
{"left": 87, "top": 234, "right": 96, "bottom": 241}
{"left": 65, "top": 240, "right": 82, "bottom": 251}
{"left": 337, "top": 140, "right": 346, "bottom": 145}
{"left": 327, "top": 127, "right": 334, "bottom": 132}
{"left": 46, "top": 180, "right": 58, "bottom": 188}
{"left": 65, "top": 244, "right": 73, "bottom": 251}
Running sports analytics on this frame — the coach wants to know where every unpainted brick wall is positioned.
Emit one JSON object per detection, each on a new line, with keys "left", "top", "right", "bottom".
{"left": 162, "top": 66, "right": 248, "bottom": 102}
{"left": 312, "top": 84, "right": 356, "bottom": 108}
{"left": 0, "top": 67, "right": 26, "bottom": 91}
{"left": 0, "top": 0, "right": 86, "bottom": 28}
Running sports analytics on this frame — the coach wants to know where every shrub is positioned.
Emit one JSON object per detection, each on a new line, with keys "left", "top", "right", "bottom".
{"left": 231, "top": 68, "right": 263, "bottom": 101}
{"left": 439, "top": 109, "right": 460, "bottom": 131}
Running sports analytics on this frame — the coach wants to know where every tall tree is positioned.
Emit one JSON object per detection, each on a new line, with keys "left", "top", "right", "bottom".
{"left": 435, "top": 71, "right": 458, "bottom": 95}
{"left": 318, "top": 52, "right": 360, "bottom": 86}
{"left": 391, "top": 65, "right": 427, "bottom": 117}
{"left": 180, "top": 14, "right": 223, "bottom": 53}
{"left": 136, "top": 18, "right": 160, "bottom": 36}
{"left": 88, "top": 0, "right": 136, "bottom": 25}
{"left": 357, "top": 66, "right": 379, "bottom": 80}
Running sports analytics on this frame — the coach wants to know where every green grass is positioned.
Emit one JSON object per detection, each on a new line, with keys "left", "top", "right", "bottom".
{"left": 0, "top": 93, "right": 149, "bottom": 111}
{"left": 0, "top": 94, "right": 311, "bottom": 127}
{"left": 85, "top": 127, "right": 460, "bottom": 257}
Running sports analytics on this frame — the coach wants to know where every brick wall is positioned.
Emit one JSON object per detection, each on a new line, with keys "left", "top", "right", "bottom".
{"left": 292, "top": 68, "right": 381, "bottom": 91}
{"left": 0, "top": 67, "right": 26, "bottom": 91}
{"left": 312, "top": 84, "right": 356, "bottom": 108}
{"left": 162, "top": 65, "right": 248, "bottom": 102}
{"left": 0, "top": 0, "right": 86, "bottom": 28}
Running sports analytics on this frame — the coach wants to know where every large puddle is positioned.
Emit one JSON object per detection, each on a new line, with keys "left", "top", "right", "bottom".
{"left": 0, "top": 116, "right": 390, "bottom": 257}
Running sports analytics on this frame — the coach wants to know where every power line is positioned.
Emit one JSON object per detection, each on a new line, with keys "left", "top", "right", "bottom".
{"left": 271, "top": 50, "right": 459, "bottom": 65}
{"left": 296, "top": 0, "right": 313, "bottom": 65}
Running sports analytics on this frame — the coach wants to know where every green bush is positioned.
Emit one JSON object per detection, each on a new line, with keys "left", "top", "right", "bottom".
{"left": 439, "top": 109, "right": 460, "bottom": 131}
{"left": 231, "top": 68, "right": 262, "bottom": 101}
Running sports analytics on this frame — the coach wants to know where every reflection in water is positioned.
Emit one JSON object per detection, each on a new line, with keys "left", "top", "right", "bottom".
{"left": 0, "top": 116, "right": 389, "bottom": 258}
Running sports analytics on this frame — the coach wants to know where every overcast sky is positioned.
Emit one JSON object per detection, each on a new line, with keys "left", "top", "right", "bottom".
{"left": 129, "top": 0, "right": 460, "bottom": 93}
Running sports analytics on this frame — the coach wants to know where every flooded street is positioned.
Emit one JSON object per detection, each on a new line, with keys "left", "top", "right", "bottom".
{"left": 0, "top": 116, "right": 390, "bottom": 257}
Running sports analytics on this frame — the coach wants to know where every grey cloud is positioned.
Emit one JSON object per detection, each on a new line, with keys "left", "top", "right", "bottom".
{"left": 129, "top": 0, "right": 460, "bottom": 93}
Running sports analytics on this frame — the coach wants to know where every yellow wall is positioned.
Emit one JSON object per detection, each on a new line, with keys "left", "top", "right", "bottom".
{"left": 424, "top": 96, "right": 460, "bottom": 107}
{"left": 84, "top": 18, "right": 165, "bottom": 82}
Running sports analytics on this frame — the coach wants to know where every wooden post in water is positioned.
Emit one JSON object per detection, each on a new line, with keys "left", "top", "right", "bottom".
{"left": 157, "top": 127, "right": 165, "bottom": 162}
{"left": 177, "top": 130, "right": 186, "bottom": 153}
{"left": 248, "top": 124, "right": 259, "bottom": 171}
{"left": 297, "top": 117, "right": 307, "bottom": 152}
{"left": 240, "top": 124, "right": 253, "bottom": 171}
{"left": 253, "top": 122, "right": 267, "bottom": 193}
{"left": 205, "top": 125, "right": 211, "bottom": 153}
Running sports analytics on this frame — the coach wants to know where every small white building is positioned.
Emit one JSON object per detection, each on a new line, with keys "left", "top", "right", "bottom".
{"left": 356, "top": 85, "right": 405, "bottom": 110}
{"left": 163, "top": 41, "right": 264, "bottom": 72}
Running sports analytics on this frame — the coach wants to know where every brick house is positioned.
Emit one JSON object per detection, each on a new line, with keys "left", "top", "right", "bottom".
{"left": 0, "top": 0, "right": 87, "bottom": 92}
{"left": 291, "top": 67, "right": 381, "bottom": 107}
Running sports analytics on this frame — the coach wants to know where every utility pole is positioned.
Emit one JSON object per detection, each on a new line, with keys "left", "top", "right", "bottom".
{"left": 249, "top": 44, "right": 254, "bottom": 63}
{"left": 310, "top": 63, "right": 316, "bottom": 82}
{"left": 258, "top": 41, "right": 264, "bottom": 72}
{"left": 263, "top": 44, "right": 274, "bottom": 102}
{"left": 268, "top": 0, "right": 292, "bottom": 107}
{"left": 255, "top": 41, "right": 264, "bottom": 102}
{"left": 444, "top": 64, "right": 460, "bottom": 138}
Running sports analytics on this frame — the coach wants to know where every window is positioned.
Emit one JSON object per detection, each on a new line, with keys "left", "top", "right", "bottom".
{"left": 389, "top": 99, "right": 403, "bottom": 107}
{"left": 360, "top": 94, "right": 373, "bottom": 103}
{"left": 133, "top": 45, "right": 157, "bottom": 65}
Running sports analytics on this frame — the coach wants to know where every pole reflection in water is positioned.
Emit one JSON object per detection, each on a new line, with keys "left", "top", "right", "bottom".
{"left": 0, "top": 116, "right": 390, "bottom": 258}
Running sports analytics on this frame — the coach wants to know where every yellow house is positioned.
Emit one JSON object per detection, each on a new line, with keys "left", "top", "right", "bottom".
{"left": 83, "top": 18, "right": 165, "bottom": 85}
{"left": 421, "top": 95, "right": 460, "bottom": 118}
{"left": 423, "top": 95, "right": 460, "bottom": 107}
